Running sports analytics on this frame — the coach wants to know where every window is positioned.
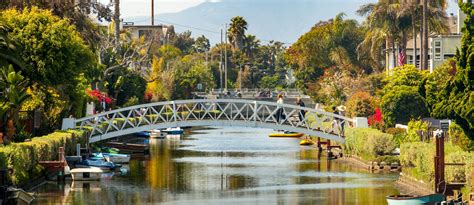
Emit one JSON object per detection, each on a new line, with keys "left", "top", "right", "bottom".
{"left": 444, "top": 54, "right": 455, "bottom": 59}
{"left": 434, "top": 40, "right": 442, "bottom": 60}
{"left": 408, "top": 55, "right": 414, "bottom": 64}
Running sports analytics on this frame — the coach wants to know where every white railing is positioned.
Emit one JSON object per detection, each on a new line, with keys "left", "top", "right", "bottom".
{"left": 62, "top": 99, "right": 358, "bottom": 144}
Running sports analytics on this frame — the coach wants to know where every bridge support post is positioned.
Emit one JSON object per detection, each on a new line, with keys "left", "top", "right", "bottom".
{"left": 61, "top": 118, "right": 75, "bottom": 130}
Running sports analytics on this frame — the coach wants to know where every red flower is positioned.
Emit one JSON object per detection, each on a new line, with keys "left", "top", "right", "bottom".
{"left": 86, "top": 89, "right": 112, "bottom": 104}
{"left": 368, "top": 108, "right": 383, "bottom": 126}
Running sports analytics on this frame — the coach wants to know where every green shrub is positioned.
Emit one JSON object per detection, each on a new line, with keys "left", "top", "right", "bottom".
{"left": 0, "top": 130, "right": 88, "bottom": 185}
{"left": 345, "top": 91, "right": 375, "bottom": 118}
{"left": 406, "top": 119, "right": 430, "bottom": 142}
{"left": 400, "top": 141, "right": 473, "bottom": 184}
{"left": 123, "top": 96, "right": 140, "bottom": 107}
{"left": 386, "top": 127, "right": 407, "bottom": 147}
{"left": 449, "top": 122, "right": 474, "bottom": 151}
{"left": 344, "top": 128, "right": 397, "bottom": 161}
{"left": 381, "top": 85, "right": 429, "bottom": 127}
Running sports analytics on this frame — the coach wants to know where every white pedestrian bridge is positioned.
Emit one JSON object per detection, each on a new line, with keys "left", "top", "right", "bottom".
{"left": 62, "top": 99, "right": 368, "bottom": 144}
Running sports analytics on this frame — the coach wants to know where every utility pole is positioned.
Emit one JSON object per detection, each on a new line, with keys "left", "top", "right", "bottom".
{"left": 224, "top": 24, "right": 228, "bottom": 91}
{"left": 114, "top": 0, "right": 120, "bottom": 50}
{"left": 151, "top": 0, "right": 154, "bottom": 25}
{"left": 220, "top": 28, "right": 223, "bottom": 90}
{"left": 421, "top": 0, "right": 429, "bottom": 70}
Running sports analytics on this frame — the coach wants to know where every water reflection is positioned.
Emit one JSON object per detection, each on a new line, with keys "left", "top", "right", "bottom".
{"left": 33, "top": 127, "right": 399, "bottom": 204}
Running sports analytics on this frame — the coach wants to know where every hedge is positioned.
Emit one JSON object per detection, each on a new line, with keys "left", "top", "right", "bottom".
{"left": 0, "top": 129, "right": 87, "bottom": 186}
{"left": 343, "top": 128, "right": 397, "bottom": 163}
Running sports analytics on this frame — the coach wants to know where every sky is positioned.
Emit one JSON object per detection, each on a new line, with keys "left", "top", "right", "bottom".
{"left": 117, "top": 0, "right": 220, "bottom": 17}
{"left": 116, "top": 0, "right": 459, "bottom": 18}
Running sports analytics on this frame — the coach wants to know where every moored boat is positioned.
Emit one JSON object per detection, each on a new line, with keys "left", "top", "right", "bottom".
{"left": 92, "top": 153, "right": 130, "bottom": 164}
{"left": 104, "top": 153, "right": 131, "bottom": 164}
{"left": 162, "top": 127, "right": 184, "bottom": 135}
{"left": 76, "top": 159, "right": 115, "bottom": 171}
{"left": 269, "top": 132, "right": 304, "bottom": 138}
{"left": 150, "top": 129, "right": 166, "bottom": 138}
{"left": 299, "top": 139, "right": 314, "bottom": 146}
{"left": 70, "top": 168, "right": 103, "bottom": 181}
{"left": 386, "top": 194, "right": 444, "bottom": 205}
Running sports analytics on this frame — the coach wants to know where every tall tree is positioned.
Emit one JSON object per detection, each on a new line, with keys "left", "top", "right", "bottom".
{"left": 243, "top": 34, "right": 260, "bottom": 60}
{"left": 194, "top": 35, "right": 210, "bottom": 53}
{"left": 227, "top": 16, "right": 248, "bottom": 50}
{"left": 429, "top": 1, "right": 474, "bottom": 138}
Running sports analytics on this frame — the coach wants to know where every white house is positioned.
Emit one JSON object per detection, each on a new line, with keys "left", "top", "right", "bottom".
{"left": 387, "top": 8, "right": 466, "bottom": 73}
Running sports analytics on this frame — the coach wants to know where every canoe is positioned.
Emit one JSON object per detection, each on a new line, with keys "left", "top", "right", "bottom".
{"left": 269, "top": 133, "right": 304, "bottom": 138}
{"left": 386, "top": 194, "right": 444, "bottom": 205}
{"left": 99, "top": 147, "right": 120, "bottom": 154}
{"left": 299, "top": 139, "right": 314, "bottom": 146}
{"left": 70, "top": 168, "right": 103, "bottom": 181}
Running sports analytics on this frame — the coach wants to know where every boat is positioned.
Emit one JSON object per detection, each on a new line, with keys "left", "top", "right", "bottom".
{"left": 6, "top": 188, "right": 35, "bottom": 205}
{"left": 299, "top": 139, "right": 314, "bottom": 146}
{"left": 76, "top": 159, "right": 115, "bottom": 171}
{"left": 150, "top": 129, "right": 166, "bottom": 138}
{"left": 70, "top": 168, "right": 103, "bottom": 181}
{"left": 93, "top": 153, "right": 131, "bottom": 164}
{"left": 98, "top": 147, "right": 120, "bottom": 154}
{"left": 135, "top": 131, "right": 151, "bottom": 137}
{"left": 269, "top": 132, "right": 304, "bottom": 138}
{"left": 162, "top": 127, "right": 184, "bottom": 135}
{"left": 386, "top": 194, "right": 444, "bottom": 205}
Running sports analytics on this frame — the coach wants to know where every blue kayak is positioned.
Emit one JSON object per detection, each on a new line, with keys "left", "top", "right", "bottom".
{"left": 386, "top": 194, "right": 444, "bottom": 205}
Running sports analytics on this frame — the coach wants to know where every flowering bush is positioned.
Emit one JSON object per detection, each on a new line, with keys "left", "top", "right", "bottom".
{"left": 86, "top": 89, "right": 112, "bottom": 104}
{"left": 368, "top": 107, "right": 384, "bottom": 129}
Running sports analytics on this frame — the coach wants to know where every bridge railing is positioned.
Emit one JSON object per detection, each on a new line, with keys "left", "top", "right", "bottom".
{"left": 63, "top": 99, "right": 362, "bottom": 143}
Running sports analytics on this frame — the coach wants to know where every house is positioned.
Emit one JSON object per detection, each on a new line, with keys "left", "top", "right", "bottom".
{"left": 387, "top": 8, "right": 466, "bottom": 73}
{"left": 122, "top": 22, "right": 174, "bottom": 46}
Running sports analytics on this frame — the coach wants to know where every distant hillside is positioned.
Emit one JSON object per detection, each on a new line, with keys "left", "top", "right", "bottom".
{"left": 125, "top": 0, "right": 376, "bottom": 45}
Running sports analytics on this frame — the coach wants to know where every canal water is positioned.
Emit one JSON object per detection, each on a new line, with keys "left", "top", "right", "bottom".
{"left": 33, "top": 127, "right": 399, "bottom": 204}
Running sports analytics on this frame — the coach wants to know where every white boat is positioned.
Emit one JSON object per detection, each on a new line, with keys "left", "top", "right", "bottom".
{"left": 150, "top": 129, "right": 166, "bottom": 138}
{"left": 70, "top": 168, "right": 103, "bottom": 181}
{"left": 162, "top": 127, "right": 184, "bottom": 135}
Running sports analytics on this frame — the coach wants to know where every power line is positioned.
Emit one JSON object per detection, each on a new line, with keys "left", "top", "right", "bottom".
{"left": 128, "top": 17, "right": 294, "bottom": 45}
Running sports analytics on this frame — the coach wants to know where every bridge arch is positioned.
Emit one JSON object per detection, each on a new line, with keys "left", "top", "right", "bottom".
{"left": 62, "top": 99, "right": 367, "bottom": 144}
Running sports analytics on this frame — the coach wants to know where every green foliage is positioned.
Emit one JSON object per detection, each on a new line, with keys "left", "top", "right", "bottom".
{"left": 386, "top": 127, "right": 407, "bottom": 147}
{"left": 400, "top": 141, "right": 474, "bottom": 184}
{"left": 0, "top": 130, "right": 87, "bottom": 185}
{"left": 286, "top": 14, "right": 370, "bottom": 94}
{"left": 123, "top": 96, "right": 140, "bottom": 107}
{"left": 381, "top": 85, "right": 429, "bottom": 127}
{"left": 449, "top": 122, "right": 474, "bottom": 151}
{"left": 0, "top": 7, "right": 94, "bottom": 87}
{"left": 259, "top": 74, "right": 281, "bottom": 89}
{"left": 384, "top": 64, "right": 428, "bottom": 92}
{"left": 428, "top": 2, "right": 474, "bottom": 139}
{"left": 344, "top": 128, "right": 397, "bottom": 161}
{"left": 405, "top": 119, "right": 430, "bottom": 142}
{"left": 345, "top": 91, "right": 375, "bottom": 117}
{"left": 193, "top": 35, "right": 210, "bottom": 53}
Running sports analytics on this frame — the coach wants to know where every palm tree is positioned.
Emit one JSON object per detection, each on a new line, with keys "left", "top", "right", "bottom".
{"left": 227, "top": 16, "right": 248, "bottom": 50}
{"left": 0, "top": 25, "right": 24, "bottom": 70}
{"left": 0, "top": 65, "right": 30, "bottom": 142}
{"left": 358, "top": 0, "right": 403, "bottom": 71}
{"left": 243, "top": 34, "right": 260, "bottom": 59}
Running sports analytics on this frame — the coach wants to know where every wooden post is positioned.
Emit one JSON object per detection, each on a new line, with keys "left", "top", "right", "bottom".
{"left": 435, "top": 133, "right": 445, "bottom": 193}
